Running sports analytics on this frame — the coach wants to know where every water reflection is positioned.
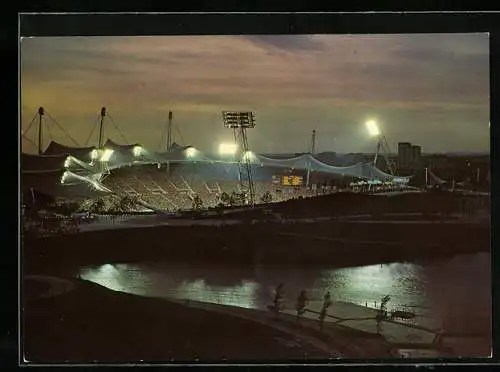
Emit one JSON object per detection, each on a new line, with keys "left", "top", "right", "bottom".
{"left": 80, "top": 263, "right": 259, "bottom": 308}
{"left": 177, "top": 279, "right": 258, "bottom": 308}
{"left": 78, "top": 252, "right": 490, "bottom": 334}
{"left": 323, "top": 262, "right": 428, "bottom": 308}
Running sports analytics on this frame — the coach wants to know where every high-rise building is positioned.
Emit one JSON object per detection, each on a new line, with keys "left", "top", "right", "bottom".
{"left": 398, "top": 142, "right": 413, "bottom": 169}
{"left": 411, "top": 145, "right": 422, "bottom": 168}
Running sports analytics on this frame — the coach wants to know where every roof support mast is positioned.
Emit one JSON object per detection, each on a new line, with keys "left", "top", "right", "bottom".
{"left": 373, "top": 140, "right": 381, "bottom": 168}
{"left": 167, "top": 111, "right": 173, "bottom": 152}
{"left": 306, "top": 129, "right": 316, "bottom": 188}
{"left": 311, "top": 129, "right": 316, "bottom": 155}
{"left": 97, "top": 107, "right": 109, "bottom": 178}
{"left": 98, "top": 107, "right": 106, "bottom": 149}
{"left": 37, "top": 107, "right": 44, "bottom": 155}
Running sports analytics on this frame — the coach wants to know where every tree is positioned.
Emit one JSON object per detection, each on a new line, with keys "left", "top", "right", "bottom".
{"left": 215, "top": 202, "right": 225, "bottom": 217}
{"left": 89, "top": 197, "right": 106, "bottom": 214}
{"left": 319, "top": 291, "right": 333, "bottom": 331}
{"left": 118, "top": 195, "right": 139, "bottom": 213}
{"left": 192, "top": 195, "right": 204, "bottom": 210}
{"left": 61, "top": 201, "right": 80, "bottom": 216}
{"left": 376, "top": 295, "right": 391, "bottom": 334}
{"left": 272, "top": 283, "right": 285, "bottom": 317}
{"left": 229, "top": 191, "right": 238, "bottom": 206}
{"left": 295, "top": 290, "right": 308, "bottom": 322}
{"left": 48, "top": 200, "right": 80, "bottom": 217}
{"left": 260, "top": 191, "right": 273, "bottom": 204}
{"left": 230, "top": 191, "right": 245, "bottom": 207}
{"left": 220, "top": 192, "right": 231, "bottom": 207}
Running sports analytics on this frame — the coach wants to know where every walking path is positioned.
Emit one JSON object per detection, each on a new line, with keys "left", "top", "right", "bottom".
{"left": 169, "top": 298, "right": 344, "bottom": 358}
{"left": 170, "top": 298, "right": 443, "bottom": 358}
{"left": 172, "top": 297, "right": 491, "bottom": 359}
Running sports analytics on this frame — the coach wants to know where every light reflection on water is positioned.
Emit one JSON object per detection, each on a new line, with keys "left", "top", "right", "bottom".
{"left": 78, "top": 252, "right": 490, "bottom": 334}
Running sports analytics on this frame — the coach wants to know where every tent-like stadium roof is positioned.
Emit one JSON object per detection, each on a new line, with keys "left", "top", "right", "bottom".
{"left": 22, "top": 141, "right": 412, "bottom": 185}
{"left": 21, "top": 153, "right": 67, "bottom": 173}
{"left": 252, "top": 153, "right": 396, "bottom": 180}
{"left": 43, "top": 140, "right": 97, "bottom": 158}
{"left": 103, "top": 139, "right": 140, "bottom": 151}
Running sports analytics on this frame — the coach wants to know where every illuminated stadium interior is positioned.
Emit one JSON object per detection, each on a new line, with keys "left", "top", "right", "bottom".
{"left": 21, "top": 138, "right": 411, "bottom": 212}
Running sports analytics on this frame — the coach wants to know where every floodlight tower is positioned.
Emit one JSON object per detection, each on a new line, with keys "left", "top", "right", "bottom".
{"left": 222, "top": 111, "right": 256, "bottom": 207}
{"left": 37, "top": 107, "right": 44, "bottom": 155}
{"left": 365, "top": 120, "right": 396, "bottom": 175}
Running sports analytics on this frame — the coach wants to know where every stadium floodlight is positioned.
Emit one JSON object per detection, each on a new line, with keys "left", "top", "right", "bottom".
{"left": 366, "top": 120, "right": 381, "bottom": 137}
{"left": 185, "top": 147, "right": 197, "bottom": 158}
{"left": 242, "top": 150, "right": 255, "bottom": 162}
{"left": 132, "top": 145, "right": 143, "bottom": 157}
{"left": 222, "top": 111, "right": 256, "bottom": 128}
{"left": 90, "top": 149, "right": 99, "bottom": 161}
{"left": 219, "top": 143, "right": 238, "bottom": 155}
{"left": 64, "top": 156, "right": 72, "bottom": 168}
{"left": 60, "top": 171, "right": 69, "bottom": 184}
{"left": 100, "top": 148, "right": 114, "bottom": 162}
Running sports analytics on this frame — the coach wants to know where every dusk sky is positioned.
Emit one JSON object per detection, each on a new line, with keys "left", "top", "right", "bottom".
{"left": 21, "top": 33, "right": 489, "bottom": 155}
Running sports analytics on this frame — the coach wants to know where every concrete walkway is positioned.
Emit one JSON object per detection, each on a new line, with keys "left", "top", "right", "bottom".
{"left": 169, "top": 298, "right": 344, "bottom": 358}
{"left": 173, "top": 298, "right": 455, "bottom": 358}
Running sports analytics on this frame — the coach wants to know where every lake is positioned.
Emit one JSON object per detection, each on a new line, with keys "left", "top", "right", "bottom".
{"left": 77, "top": 252, "right": 491, "bottom": 335}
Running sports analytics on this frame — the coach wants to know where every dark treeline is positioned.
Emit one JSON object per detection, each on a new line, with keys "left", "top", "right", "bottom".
{"left": 265, "top": 191, "right": 488, "bottom": 219}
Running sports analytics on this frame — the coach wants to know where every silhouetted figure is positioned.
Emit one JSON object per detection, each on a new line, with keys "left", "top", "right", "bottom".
{"left": 319, "top": 291, "right": 333, "bottom": 331}
{"left": 296, "top": 290, "right": 308, "bottom": 322}
{"left": 273, "top": 283, "right": 285, "bottom": 315}
{"left": 432, "top": 328, "right": 445, "bottom": 346}
{"left": 376, "top": 295, "right": 391, "bottom": 335}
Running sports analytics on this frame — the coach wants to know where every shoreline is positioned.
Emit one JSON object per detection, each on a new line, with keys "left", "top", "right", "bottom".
{"left": 23, "top": 277, "right": 340, "bottom": 362}
{"left": 23, "top": 277, "right": 490, "bottom": 362}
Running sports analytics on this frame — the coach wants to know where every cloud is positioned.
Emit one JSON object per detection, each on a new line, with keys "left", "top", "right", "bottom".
{"left": 245, "top": 35, "right": 325, "bottom": 52}
{"left": 20, "top": 34, "right": 489, "bottom": 154}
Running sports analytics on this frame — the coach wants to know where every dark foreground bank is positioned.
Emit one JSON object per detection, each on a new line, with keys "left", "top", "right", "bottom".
{"left": 23, "top": 278, "right": 335, "bottom": 363}
{"left": 23, "top": 217, "right": 490, "bottom": 274}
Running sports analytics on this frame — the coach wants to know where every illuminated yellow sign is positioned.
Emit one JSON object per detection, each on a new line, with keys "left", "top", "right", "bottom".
{"left": 282, "top": 175, "right": 303, "bottom": 186}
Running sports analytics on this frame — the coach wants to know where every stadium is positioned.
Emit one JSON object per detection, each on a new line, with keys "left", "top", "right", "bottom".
{"left": 21, "top": 108, "right": 411, "bottom": 214}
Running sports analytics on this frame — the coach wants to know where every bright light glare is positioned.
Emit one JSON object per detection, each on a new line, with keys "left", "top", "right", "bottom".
{"left": 90, "top": 149, "right": 99, "bottom": 160}
{"left": 60, "top": 171, "right": 69, "bottom": 184}
{"left": 242, "top": 151, "right": 255, "bottom": 162}
{"left": 185, "top": 147, "right": 197, "bottom": 158}
{"left": 132, "top": 146, "right": 143, "bottom": 157}
{"left": 219, "top": 143, "right": 238, "bottom": 155}
{"left": 366, "top": 120, "right": 381, "bottom": 137}
{"left": 64, "top": 157, "right": 71, "bottom": 168}
{"left": 100, "top": 148, "right": 114, "bottom": 162}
